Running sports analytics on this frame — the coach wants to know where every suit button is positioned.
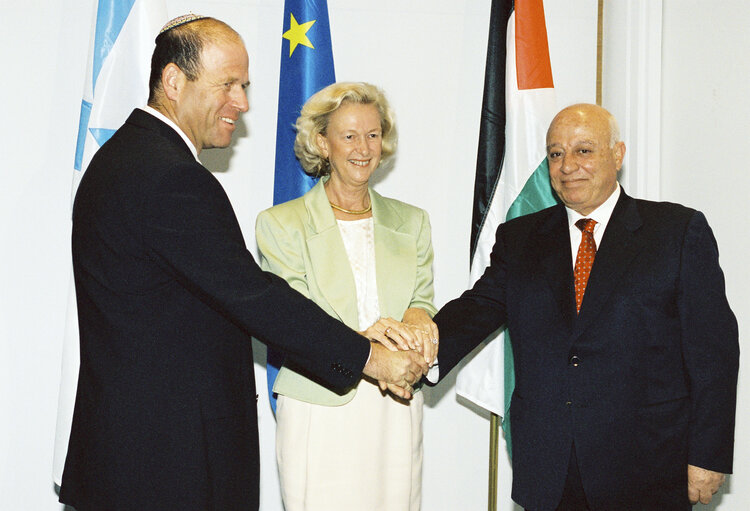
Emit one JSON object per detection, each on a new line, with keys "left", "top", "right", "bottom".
{"left": 569, "top": 355, "right": 580, "bottom": 367}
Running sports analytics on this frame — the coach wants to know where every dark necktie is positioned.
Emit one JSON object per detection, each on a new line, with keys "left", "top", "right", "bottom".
{"left": 574, "top": 218, "right": 597, "bottom": 314}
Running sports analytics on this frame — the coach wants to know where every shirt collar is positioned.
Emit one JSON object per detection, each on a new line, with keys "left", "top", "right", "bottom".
{"left": 141, "top": 106, "right": 200, "bottom": 162}
{"left": 565, "top": 183, "right": 621, "bottom": 232}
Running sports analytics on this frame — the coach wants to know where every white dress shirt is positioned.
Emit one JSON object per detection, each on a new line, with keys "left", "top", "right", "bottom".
{"left": 565, "top": 184, "right": 621, "bottom": 267}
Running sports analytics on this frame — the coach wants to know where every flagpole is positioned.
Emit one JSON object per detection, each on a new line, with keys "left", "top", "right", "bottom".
{"left": 596, "top": 0, "right": 604, "bottom": 105}
{"left": 476, "top": 2, "right": 556, "bottom": 510}
{"left": 488, "top": 413, "right": 500, "bottom": 511}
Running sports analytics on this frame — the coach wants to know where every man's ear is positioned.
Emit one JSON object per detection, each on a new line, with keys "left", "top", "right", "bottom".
{"left": 161, "top": 63, "right": 185, "bottom": 102}
{"left": 613, "top": 141, "right": 626, "bottom": 170}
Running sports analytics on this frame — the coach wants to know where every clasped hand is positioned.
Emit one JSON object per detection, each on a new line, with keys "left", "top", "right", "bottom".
{"left": 360, "top": 310, "right": 439, "bottom": 399}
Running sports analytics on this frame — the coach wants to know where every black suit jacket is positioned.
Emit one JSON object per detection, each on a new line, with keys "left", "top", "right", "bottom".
{"left": 60, "top": 109, "right": 370, "bottom": 511}
{"left": 434, "top": 190, "right": 738, "bottom": 511}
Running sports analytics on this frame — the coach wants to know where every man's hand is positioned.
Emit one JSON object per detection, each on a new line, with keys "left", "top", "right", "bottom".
{"left": 377, "top": 381, "right": 414, "bottom": 400}
{"left": 402, "top": 307, "right": 439, "bottom": 366}
{"left": 362, "top": 342, "right": 429, "bottom": 399}
{"left": 688, "top": 464, "right": 725, "bottom": 505}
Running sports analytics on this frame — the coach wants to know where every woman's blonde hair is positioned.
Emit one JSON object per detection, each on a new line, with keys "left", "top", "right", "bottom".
{"left": 294, "top": 82, "right": 397, "bottom": 177}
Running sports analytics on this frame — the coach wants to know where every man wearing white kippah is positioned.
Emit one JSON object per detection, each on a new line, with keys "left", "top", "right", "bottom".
{"left": 59, "top": 15, "right": 428, "bottom": 511}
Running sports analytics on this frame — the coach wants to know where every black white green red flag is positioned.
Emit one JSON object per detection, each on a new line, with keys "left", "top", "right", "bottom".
{"left": 456, "top": 0, "right": 559, "bottom": 449}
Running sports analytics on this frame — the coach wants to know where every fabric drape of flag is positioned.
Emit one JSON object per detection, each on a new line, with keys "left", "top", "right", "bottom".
{"left": 53, "top": 0, "right": 167, "bottom": 484}
{"left": 455, "top": 0, "right": 559, "bottom": 452}
{"left": 267, "top": 0, "right": 336, "bottom": 412}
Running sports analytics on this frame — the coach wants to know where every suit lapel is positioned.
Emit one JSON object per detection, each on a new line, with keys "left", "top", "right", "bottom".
{"left": 572, "top": 191, "right": 644, "bottom": 339}
{"left": 371, "top": 190, "right": 415, "bottom": 319}
{"left": 305, "top": 181, "right": 359, "bottom": 328}
{"left": 532, "top": 205, "right": 577, "bottom": 333}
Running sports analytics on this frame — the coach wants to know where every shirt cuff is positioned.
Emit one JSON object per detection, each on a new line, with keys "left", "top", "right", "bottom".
{"left": 364, "top": 342, "right": 373, "bottom": 368}
{"left": 426, "top": 359, "right": 439, "bottom": 383}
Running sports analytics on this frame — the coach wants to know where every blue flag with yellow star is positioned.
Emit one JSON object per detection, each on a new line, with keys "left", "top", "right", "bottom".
{"left": 273, "top": 0, "right": 335, "bottom": 204}
{"left": 268, "top": 0, "right": 336, "bottom": 411}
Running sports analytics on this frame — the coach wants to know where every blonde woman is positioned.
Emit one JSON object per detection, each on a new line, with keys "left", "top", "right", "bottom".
{"left": 256, "top": 82, "right": 438, "bottom": 510}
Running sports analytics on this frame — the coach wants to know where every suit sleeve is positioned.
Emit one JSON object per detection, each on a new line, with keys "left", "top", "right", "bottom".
{"left": 432, "top": 222, "right": 509, "bottom": 379}
{"left": 141, "top": 162, "right": 369, "bottom": 391}
{"left": 678, "top": 211, "right": 739, "bottom": 473}
{"left": 408, "top": 209, "right": 438, "bottom": 316}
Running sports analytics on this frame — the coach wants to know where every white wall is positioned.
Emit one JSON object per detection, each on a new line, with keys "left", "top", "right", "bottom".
{"left": 5, "top": 1, "right": 746, "bottom": 510}
{"left": 604, "top": 2, "right": 749, "bottom": 509}
{"left": 659, "top": 1, "right": 750, "bottom": 508}
{"left": 1, "top": 1, "right": 94, "bottom": 509}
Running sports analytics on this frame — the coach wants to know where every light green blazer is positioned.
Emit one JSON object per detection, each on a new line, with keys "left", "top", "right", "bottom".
{"left": 256, "top": 179, "right": 437, "bottom": 406}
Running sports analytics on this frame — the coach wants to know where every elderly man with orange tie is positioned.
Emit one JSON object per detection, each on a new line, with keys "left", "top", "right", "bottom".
{"left": 430, "top": 103, "right": 738, "bottom": 511}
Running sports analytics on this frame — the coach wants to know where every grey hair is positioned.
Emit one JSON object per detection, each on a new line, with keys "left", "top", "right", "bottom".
{"left": 606, "top": 110, "right": 621, "bottom": 148}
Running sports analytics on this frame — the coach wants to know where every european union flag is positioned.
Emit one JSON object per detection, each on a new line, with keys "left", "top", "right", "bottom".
{"left": 268, "top": 0, "right": 336, "bottom": 410}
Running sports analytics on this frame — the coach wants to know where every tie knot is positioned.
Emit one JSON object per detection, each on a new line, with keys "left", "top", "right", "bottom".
{"left": 576, "top": 218, "right": 597, "bottom": 234}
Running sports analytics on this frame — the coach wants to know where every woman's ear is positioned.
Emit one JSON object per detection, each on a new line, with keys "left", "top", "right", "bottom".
{"left": 316, "top": 132, "right": 329, "bottom": 159}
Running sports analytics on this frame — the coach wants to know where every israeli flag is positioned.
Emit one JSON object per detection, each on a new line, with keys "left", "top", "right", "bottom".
{"left": 54, "top": 0, "right": 167, "bottom": 485}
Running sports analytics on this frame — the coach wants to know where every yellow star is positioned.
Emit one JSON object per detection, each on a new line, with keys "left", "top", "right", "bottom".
{"left": 282, "top": 13, "right": 316, "bottom": 57}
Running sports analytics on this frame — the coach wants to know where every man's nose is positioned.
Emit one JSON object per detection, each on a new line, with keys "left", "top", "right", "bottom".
{"left": 561, "top": 154, "right": 576, "bottom": 173}
{"left": 234, "top": 89, "right": 249, "bottom": 113}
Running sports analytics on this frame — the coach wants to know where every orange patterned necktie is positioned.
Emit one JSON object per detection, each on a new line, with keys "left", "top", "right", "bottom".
{"left": 574, "top": 218, "right": 597, "bottom": 313}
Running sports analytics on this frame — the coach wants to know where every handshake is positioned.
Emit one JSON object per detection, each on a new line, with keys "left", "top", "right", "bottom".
{"left": 361, "top": 308, "right": 439, "bottom": 399}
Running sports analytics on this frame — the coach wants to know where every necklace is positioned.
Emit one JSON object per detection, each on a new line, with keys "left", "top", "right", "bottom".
{"left": 329, "top": 201, "right": 372, "bottom": 215}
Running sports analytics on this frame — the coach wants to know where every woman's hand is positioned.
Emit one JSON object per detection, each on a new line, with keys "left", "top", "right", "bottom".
{"left": 403, "top": 307, "right": 439, "bottom": 366}
{"left": 359, "top": 317, "right": 419, "bottom": 352}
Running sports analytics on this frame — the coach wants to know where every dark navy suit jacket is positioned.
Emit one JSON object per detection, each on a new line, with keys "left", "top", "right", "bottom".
{"left": 434, "top": 190, "right": 738, "bottom": 511}
{"left": 60, "top": 109, "right": 370, "bottom": 511}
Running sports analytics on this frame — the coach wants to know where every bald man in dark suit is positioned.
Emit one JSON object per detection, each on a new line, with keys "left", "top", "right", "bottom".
{"left": 432, "top": 104, "right": 738, "bottom": 511}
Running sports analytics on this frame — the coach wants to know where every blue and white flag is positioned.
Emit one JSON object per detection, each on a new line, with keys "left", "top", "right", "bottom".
{"left": 267, "top": 0, "right": 336, "bottom": 412}
{"left": 71, "top": 0, "right": 167, "bottom": 197}
{"left": 54, "top": 0, "right": 167, "bottom": 484}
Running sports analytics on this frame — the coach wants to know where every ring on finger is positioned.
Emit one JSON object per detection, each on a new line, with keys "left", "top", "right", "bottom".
{"left": 431, "top": 338, "right": 438, "bottom": 345}
{"left": 385, "top": 327, "right": 392, "bottom": 335}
